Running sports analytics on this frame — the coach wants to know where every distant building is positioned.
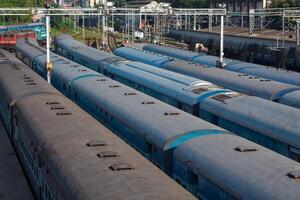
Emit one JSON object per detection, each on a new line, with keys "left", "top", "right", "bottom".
{"left": 81, "top": 0, "right": 105, "bottom": 7}
{"left": 209, "top": 0, "right": 269, "bottom": 12}
{"left": 127, "top": 0, "right": 154, "bottom": 8}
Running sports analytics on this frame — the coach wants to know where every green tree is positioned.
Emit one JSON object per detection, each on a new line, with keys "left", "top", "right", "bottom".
{"left": 270, "top": 0, "right": 300, "bottom": 7}
{"left": 169, "top": 0, "right": 208, "bottom": 8}
{"left": 0, "top": 0, "right": 44, "bottom": 7}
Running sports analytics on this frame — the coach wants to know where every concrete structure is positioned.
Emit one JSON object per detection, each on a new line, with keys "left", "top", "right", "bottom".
{"left": 209, "top": 0, "right": 269, "bottom": 12}
{"left": 81, "top": 0, "right": 103, "bottom": 7}
{"left": 128, "top": 0, "right": 155, "bottom": 8}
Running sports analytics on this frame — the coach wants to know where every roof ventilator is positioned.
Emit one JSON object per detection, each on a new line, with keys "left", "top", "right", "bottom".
{"left": 86, "top": 140, "right": 108, "bottom": 147}
{"left": 50, "top": 106, "right": 65, "bottom": 110}
{"left": 27, "top": 82, "right": 37, "bottom": 86}
{"left": 124, "top": 92, "right": 137, "bottom": 96}
{"left": 164, "top": 111, "right": 180, "bottom": 116}
{"left": 142, "top": 101, "right": 156, "bottom": 105}
{"left": 109, "top": 85, "right": 120, "bottom": 88}
{"left": 212, "top": 94, "right": 233, "bottom": 102}
{"left": 46, "top": 102, "right": 60, "bottom": 105}
{"left": 109, "top": 163, "right": 134, "bottom": 171}
{"left": 192, "top": 87, "right": 208, "bottom": 94}
{"left": 235, "top": 146, "right": 258, "bottom": 152}
{"left": 287, "top": 169, "right": 300, "bottom": 179}
{"left": 56, "top": 111, "right": 72, "bottom": 116}
{"left": 97, "top": 151, "right": 120, "bottom": 158}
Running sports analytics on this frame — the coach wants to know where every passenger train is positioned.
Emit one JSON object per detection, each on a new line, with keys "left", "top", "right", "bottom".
{"left": 142, "top": 44, "right": 300, "bottom": 86}
{"left": 15, "top": 37, "right": 300, "bottom": 200}
{"left": 114, "top": 45, "right": 300, "bottom": 109}
{"left": 0, "top": 49, "right": 193, "bottom": 200}
{"left": 0, "top": 23, "right": 46, "bottom": 41}
{"left": 53, "top": 34, "right": 300, "bottom": 162}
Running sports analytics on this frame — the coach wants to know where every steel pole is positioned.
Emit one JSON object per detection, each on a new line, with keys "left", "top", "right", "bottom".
{"left": 46, "top": 15, "right": 52, "bottom": 84}
{"left": 219, "top": 15, "right": 224, "bottom": 68}
{"left": 297, "top": 22, "right": 300, "bottom": 45}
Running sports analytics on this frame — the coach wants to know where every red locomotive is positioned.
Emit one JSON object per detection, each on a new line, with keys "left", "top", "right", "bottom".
{"left": 0, "top": 31, "right": 36, "bottom": 51}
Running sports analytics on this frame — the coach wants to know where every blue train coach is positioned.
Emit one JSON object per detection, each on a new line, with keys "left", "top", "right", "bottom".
{"left": 16, "top": 37, "right": 300, "bottom": 200}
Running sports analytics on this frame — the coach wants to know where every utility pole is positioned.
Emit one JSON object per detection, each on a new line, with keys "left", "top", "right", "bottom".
{"left": 44, "top": 3, "right": 52, "bottom": 84}
{"left": 219, "top": 14, "right": 224, "bottom": 67}
{"left": 217, "top": 3, "right": 226, "bottom": 68}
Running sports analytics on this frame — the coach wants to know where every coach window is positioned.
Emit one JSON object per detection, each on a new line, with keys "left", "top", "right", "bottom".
{"left": 187, "top": 169, "right": 198, "bottom": 185}
{"left": 62, "top": 84, "right": 67, "bottom": 91}
{"left": 289, "top": 146, "right": 300, "bottom": 162}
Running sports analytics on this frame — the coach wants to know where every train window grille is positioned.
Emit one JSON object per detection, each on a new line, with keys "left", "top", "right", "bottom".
{"left": 109, "top": 163, "right": 134, "bottom": 171}
{"left": 97, "top": 151, "right": 120, "bottom": 158}
{"left": 288, "top": 146, "right": 300, "bottom": 161}
{"left": 164, "top": 111, "right": 180, "bottom": 116}
{"left": 234, "top": 146, "right": 258, "bottom": 152}
{"left": 86, "top": 140, "right": 108, "bottom": 147}
{"left": 62, "top": 84, "right": 67, "bottom": 91}
{"left": 187, "top": 170, "right": 198, "bottom": 185}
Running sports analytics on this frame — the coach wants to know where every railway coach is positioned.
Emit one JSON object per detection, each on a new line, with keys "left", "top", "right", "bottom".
{"left": 143, "top": 44, "right": 300, "bottom": 86}
{"left": 16, "top": 37, "right": 300, "bottom": 200}
{"left": 0, "top": 49, "right": 194, "bottom": 200}
{"left": 54, "top": 34, "right": 300, "bottom": 162}
{"left": 113, "top": 45, "right": 300, "bottom": 109}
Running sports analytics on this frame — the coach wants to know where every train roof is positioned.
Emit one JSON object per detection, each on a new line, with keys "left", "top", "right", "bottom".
{"left": 73, "top": 76, "right": 226, "bottom": 150}
{"left": 143, "top": 44, "right": 300, "bottom": 87}
{"left": 226, "top": 62, "right": 300, "bottom": 87}
{"left": 164, "top": 60, "right": 300, "bottom": 101}
{"left": 5, "top": 45, "right": 196, "bottom": 199}
{"left": 55, "top": 34, "right": 120, "bottom": 64}
{"left": 0, "top": 49, "right": 58, "bottom": 105}
{"left": 114, "top": 47, "right": 174, "bottom": 66}
{"left": 279, "top": 90, "right": 300, "bottom": 109}
{"left": 107, "top": 61, "right": 227, "bottom": 105}
{"left": 18, "top": 37, "right": 227, "bottom": 151}
{"left": 200, "top": 92, "right": 300, "bottom": 149}
{"left": 174, "top": 134, "right": 300, "bottom": 200}
{"left": 16, "top": 38, "right": 45, "bottom": 58}
{"left": 16, "top": 92, "right": 195, "bottom": 200}
{"left": 143, "top": 44, "right": 202, "bottom": 61}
